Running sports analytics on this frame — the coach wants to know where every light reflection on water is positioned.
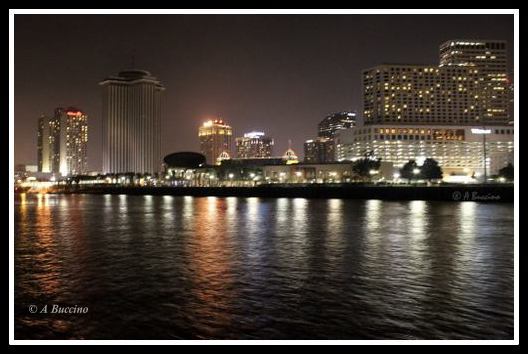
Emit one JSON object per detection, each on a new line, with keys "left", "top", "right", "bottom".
{"left": 14, "top": 194, "right": 513, "bottom": 339}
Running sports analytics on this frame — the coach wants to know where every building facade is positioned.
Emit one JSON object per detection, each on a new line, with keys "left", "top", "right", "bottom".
{"left": 439, "top": 40, "right": 510, "bottom": 124}
{"left": 336, "top": 124, "right": 513, "bottom": 177}
{"left": 235, "top": 131, "right": 274, "bottom": 158}
{"left": 198, "top": 119, "right": 233, "bottom": 165}
{"left": 363, "top": 64, "right": 483, "bottom": 125}
{"left": 304, "top": 137, "right": 335, "bottom": 163}
{"left": 37, "top": 107, "right": 88, "bottom": 175}
{"left": 318, "top": 111, "right": 357, "bottom": 138}
{"left": 100, "top": 69, "right": 164, "bottom": 174}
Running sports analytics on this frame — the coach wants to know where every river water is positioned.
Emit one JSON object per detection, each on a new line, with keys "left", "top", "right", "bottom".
{"left": 14, "top": 193, "right": 514, "bottom": 339}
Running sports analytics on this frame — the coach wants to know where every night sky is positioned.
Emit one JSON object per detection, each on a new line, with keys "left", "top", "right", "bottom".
{"left": 14, "top": 14, "right": 513, "bottom": 171}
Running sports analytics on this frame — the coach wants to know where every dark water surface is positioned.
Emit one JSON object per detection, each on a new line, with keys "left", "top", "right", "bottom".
{"left": 14, "top": 194, "right": 514, "bottom": 339}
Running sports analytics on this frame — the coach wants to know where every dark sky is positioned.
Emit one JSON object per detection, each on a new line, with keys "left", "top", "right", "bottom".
{"left": 14, "top": 14, "right": 513, "bottom": 170}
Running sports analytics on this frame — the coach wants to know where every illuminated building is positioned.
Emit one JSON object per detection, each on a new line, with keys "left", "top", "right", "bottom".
{"left": 235, "top": 131, "right": 274, "bottom": 158}
{"left": 282, "top": 147, "right": 299, "bottom": 164}
{"left": 363, "top": 64, "right": 483, "bottom": 125}
{"left": 318, "top": 111, "right": 357, "bottom": 138}
{"left": 439, "top": 40, "right": 510, "bottom": 124}
{"left": 304, "top": 137, "right": 335, "bottom": 163}
{"left": 100, "top": 70, "right": 165, "bottom": 174}
{"left": 363, "top": 40, "right": 511, "bottom": 126}
{"left": 198, "top": 119, "right": 233, "bottom": 165}
{"left": 37, "top": 107, "right": 88, "bottom": 175}
{"left": 336, "top": 124, "right": 513, "bottom": 177}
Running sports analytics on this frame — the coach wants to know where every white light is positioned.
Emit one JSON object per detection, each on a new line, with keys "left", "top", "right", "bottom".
{"left": 228, "top": 173, "right": 234, "bottom": 179}
{"left": 249, "top": 173, "right": 255, "bottom": 178}
{"left": 369, "top": 170, "right": 378, "bottom": 175}
{"left": 295, "top": 171, "right": 302, "bottom": 177}
{"left": 244, "top": 131, "right": 265, "bottom": 138}
{"left": 413, "top": 168, "right": 420, "bottom": 175}
{"left": 393, "top": 173, "right": 400, "bottom": 179}
{"left": 471, "top": 128, "right": 491, "bottom": 134}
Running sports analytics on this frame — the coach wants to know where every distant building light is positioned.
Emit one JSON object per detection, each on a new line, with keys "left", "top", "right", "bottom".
{"left": 244, "top": 131, "right": 265, "bottom": 138}
{"left": 471, "top": 128, "right": 492, "bottom": 134}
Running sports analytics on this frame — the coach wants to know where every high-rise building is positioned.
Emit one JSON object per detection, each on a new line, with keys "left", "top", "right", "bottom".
{"left": 439, "top": 40, "right": 510, "bottom": 124}
{"left": 304, "top": 137, "right": 335, "bottom": 163}
{"left": 235, "top": 131, "right": 274, "bottom": 158}
{"left": 100, "top": 70, "right": 165, "bottom": 174}
{"left": 37, "top": 115, "right": 50, "bottom": 172}
{"left": 363, "top": 64, "right": 482, "bottom": 125}
{"left": 198, "top": 119, "right": 233, "bottom": 165}
{"left": 363, "top": 40, "right": 511, "bottom": 126}
{"left": 318, "top": 111, "right": 357, "bottom": 138}
{"left": 37, "top": 107, "right": 88, "bottom": 175}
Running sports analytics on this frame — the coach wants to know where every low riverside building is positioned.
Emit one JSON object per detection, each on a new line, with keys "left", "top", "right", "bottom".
{"left": 336, "top": 124, "right": 513, "bottom": 180}
{"left": 262, "top": 161, "right": 394, "bottom": 184}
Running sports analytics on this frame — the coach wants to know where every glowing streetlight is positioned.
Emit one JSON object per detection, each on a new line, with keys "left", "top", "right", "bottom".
{"left": 228, "top": 173, "right": 234, "bottom": 179}
{"left": 413, "top": 168, "right": 421, "bottom": 175}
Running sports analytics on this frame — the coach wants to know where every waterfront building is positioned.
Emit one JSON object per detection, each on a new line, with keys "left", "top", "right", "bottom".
{"left": 100, "top": 69, "right": 165, "bottom": 174}
{"left": 336, "top": 124, "right": 513, "bottom": 178}
{"left": 198, "top": 119, "right": 233, "bottom": 165}
{"left": 37, "top": 107, "right": 88, "bottom": 175}
{"left": 304, "top": 137, "right": 335, "bottom": 163}
{"left": 318, "top": 111, "right": 357, "bottom": 138}
{"left": 262, "top": 161, "right": 394, "bottom": 184}
{"left": 440, "top": 40, "right": 510, "bottom": 124}
{"left": 235, "top": 131, "right": 274, "bottom": 158}
{"left": 363, "top": 40, "right": 511, "bottom": 126}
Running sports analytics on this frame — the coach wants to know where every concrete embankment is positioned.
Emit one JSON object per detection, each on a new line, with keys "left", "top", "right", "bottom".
{"left": 50, "top": 184, "right": 514, "bottom": 202}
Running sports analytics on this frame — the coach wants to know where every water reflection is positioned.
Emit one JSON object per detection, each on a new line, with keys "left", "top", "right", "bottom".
{"left": 14, "top": 194, "right": 514, "bottom": 340}
{"left": 185, "top": 197, "right": 235, "bottom": 336}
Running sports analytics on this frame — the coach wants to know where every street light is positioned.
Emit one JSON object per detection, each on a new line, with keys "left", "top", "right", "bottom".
{"left": 413, "top": 168, "right": 420, "bottom": 175}
{"left": 471, "top": 128, "right": 492, "bottom": 183}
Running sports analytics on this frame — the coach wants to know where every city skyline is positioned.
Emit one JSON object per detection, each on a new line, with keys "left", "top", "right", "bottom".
{"left": 14, "top": 14, "right": 513, "bottom": 171}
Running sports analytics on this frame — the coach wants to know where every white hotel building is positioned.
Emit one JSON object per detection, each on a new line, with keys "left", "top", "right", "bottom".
{"left": 336, "top": 124, "right": 513, "bottom": 178}
{"left": 339, "top": 39, "right": 514, "bottom": 180}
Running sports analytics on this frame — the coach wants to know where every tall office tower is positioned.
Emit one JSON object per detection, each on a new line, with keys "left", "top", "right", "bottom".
{"left": 318, "top": 111, "right": 357, "bottom": 138}
{"left": 37, "top": 115, "right": 50, "bottom": 172}
{"left": 100, "top": 70, "right": 165, "bottom": 174}
{"left": 37, "top": 107, "right": 88, "bottom": 175}
{"left": 439, "top": 40, "right": 510, "bottom": 124}
{"left": 304, "top": 137, "right": 335, "bottom": 163}
{"left": 198, "top": 119, "right": 233, "bottom": 165}
{"left": 235, "top": 131, "right": 274, "bottom": 158}
{"left": 363, "top": 64, "right": 482, "bottom": 125}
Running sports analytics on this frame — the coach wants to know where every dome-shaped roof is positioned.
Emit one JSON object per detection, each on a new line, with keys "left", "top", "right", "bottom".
{"left": 282, "top": 148, "right": 298, "bottom": 160}
{"left": 163, "top": 152, "right": 206, "bottom": 168}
